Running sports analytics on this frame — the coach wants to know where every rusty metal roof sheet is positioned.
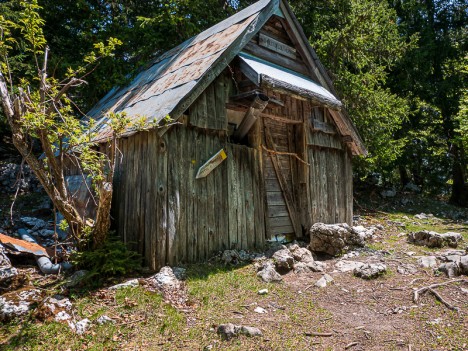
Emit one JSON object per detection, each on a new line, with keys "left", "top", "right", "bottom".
{"left": 0, "top": 233, "right": 49, "bottom": 257}
{"left": 89, "top": 0, "right": 274, "bottom": 142}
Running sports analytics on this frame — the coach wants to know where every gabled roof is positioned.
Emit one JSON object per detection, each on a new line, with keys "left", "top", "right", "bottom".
{"left": 88, "top": 0, "right": 366, "bottom": 156}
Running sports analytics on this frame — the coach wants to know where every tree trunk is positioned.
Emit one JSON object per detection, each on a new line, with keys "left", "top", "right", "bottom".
{"left": 450, "top": 144, "right": 468, "bottom": 207}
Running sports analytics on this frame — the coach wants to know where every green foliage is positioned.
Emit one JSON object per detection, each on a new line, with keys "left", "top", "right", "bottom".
{"left": 291, "top": 0, "right": 414, "bottom": 178}
{"left": 389, "top": 0, "right": 467, "bottom": 198}
{"left": 72, "top": 235, "right": 141, "bottom": 278}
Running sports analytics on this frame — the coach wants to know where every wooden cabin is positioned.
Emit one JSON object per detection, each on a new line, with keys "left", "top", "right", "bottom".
{"left": 87, "top": 0, "right": 367, "bottom": 269}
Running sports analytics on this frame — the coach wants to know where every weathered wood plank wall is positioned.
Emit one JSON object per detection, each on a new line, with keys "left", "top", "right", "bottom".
{"left": 113, "top": 125, "right": 266, "bottom": 270}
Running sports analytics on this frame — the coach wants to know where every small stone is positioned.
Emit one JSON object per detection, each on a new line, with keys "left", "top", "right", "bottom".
{"left": 354, "top": 263, "right": 387, "bottom": 279}
{"left": 417, "top": 256, "right": 438, "bottom": 268}
{"left": 217, "top": 323, "right": 238, "bottom": 340}
{"left": 172, "top": 267, "right": 186, "bottom": 280}
{"left": 257, "top": 263, "right": 282, "bottom": 283}
{"left": 96, "top": 315, "right": 114, "bottom": 325}
{"left": 37, "top": 229, "right": 55, "bottom": 238}
{"left": 254, "top": 306, "right": 267, "bottom": 314}
{"left": 375, "top": 224, "right": 384, "bottom": 230}
{"left": 258, "top": 289, "right": 268, "bottom": 295}
{"left": 307, "top": 260, "right": 326, "bottom": 272}
{"left": 414, "top": 213, "right": 428, "bottom": 220}
{"left": 75, "top": 318, "right": 91, "bottom": 335}
{"left": 240, "top": 326, "right": 262, "bottom": 337}
{"left": 315, "top": 274, "right": 333, "bottom": 288}
{"left": 397, "top": 264, "right": 418, "bottom": 275}
{"left": 20, "top": 217, "right": 48, "bottom": 230}
{"left": 55, "top": 311, "right": 72, "bottom": 322}
{"left": 108, "top": 279, "right": 139, "bottom": 290}
{"left": 381, "top": 189, "right": 396, "bottom": 198}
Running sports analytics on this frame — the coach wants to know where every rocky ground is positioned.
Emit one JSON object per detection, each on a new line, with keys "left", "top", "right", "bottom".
{"left": 0, "top": 160, "right": 467, "bottom": 350}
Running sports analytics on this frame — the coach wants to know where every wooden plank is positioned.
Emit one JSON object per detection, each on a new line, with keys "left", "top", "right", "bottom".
{"left": 227, "top": 144, "right": 238, "bottom": 249}
{"left": 206, "top": 83, "right": 217, "bottom": 130}
{"left": 269, "top": 216, "right": 295, "bottom": 227}
{"left": 138, "top": 132, "right": 148, "bottom": 255}
{"left": 270, "top": 225, "right": 295, "bottom": 235}
{"left": 144, "top": 132, "right": 155, "bottom": 269}
{"left": 186, "top": 128, "right": 196, "bottom": 263}
{"left": 166, "top": 128, "right": 179, "bottom": 265}
{"left": 206, "top": 133, "right": 216, "bottom": 258}
{"left": 267, "top": 205, "right": 289, "bottom": 217}
{"left": 244, "top": 148, "right": 255, "bottom": 250}
{"left": 155, "top": 134, "right": 168, "bottom": 268}
{"left": 215, "top": 75, "right": 227, "bottom": 130}
{"left": 123, "top": 136, "right": 134, "bottom": 248}
{"left": 237, "top": 147, "right": 246, "bottom": 250}
{"left": 177, "top": 128, "right": 187, "bottom": 263}
{"left": 258, "top": 32, "right": 297, "bottom": 59}
{"left": 195, "top": 132, "right": 205, "bottom": 261}
{"left": 117, "top": 138, "right": 126, "bottom": 244}
{"left": 260, "top": 112, "right": 302, "bottom": 124}
{"left": 219, "top": 137, "right": 230, "bottom": 251}
{"left": 264, "top": 126, "right": 300, "bottom": 237}
{"left": 243, "top": 41, "right": 309, "bottom": 76}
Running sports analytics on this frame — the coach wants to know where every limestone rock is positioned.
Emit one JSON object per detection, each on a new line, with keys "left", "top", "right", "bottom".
{"left": 149, "top": 266, "right": 181, "bottom": 290}
{"left": 75, "top": 318, "right": 91, "bottom": 335}
{"left": 36, "top": 295, "right": 73, "bottom": 321}
{"left": 20, "top": 217, "right": 48, "bottom": 230}
{"left": 0, "top": 244, "right": 20, "bottom": 293}
{"left": 217, "top": 323, "right": 238, "bottom": 340}
{"left": 272, "top": 249, "right": 294, "bottom": 271}
{"left": 257, "top": 262, "right": 282, "bottom": 283}
{"left": 240, "top": 326, "right": 262, "bottom": 337}
{"left": 408, "top": 231, "right": 462, "bottom": 248}
{"left": 96, "top": 315, "right": 115, "bottom": 325}
{"left": 438, "top": 262, "right": 460, "bottom": 278}
{"left": 417, "top": 256, "right": 438, "bottom": 268}
{"left": 217, "top": 323, "right": 262, "bottom": 340}
{"left": 109, "top": 279, "right": 140, "bottom": 290}
{"left": 289, "top": 245, "right": 314, "bottom": 263}
{"left": 221, "top": 250, "right": 241, "bottom": 265}
{"left": 353, "top": 263, "right": 387, "bottom": 279}
{"left": 397, "top": 264, "right": 418, "bottom": 275}
{"left": 334, "top": 260, "right": 365, "bottom": 273}
{"left": 314, "top": 274, "right": 333, "bottom": 288}
{"left": 309, "top": 223, "right": 370, "bottom": 256}
{"left": 0, "top": 288, "right": 44, "bottom": 322}
{"left": 460, "top": 256, "right": 468, "bottom": 275}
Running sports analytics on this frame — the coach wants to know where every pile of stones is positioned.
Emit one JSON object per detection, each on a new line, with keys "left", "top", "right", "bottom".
{"left": 0, "top": 163, "right": 42, "bottom": 194}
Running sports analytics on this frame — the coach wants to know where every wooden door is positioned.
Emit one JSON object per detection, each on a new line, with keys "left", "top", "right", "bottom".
{"left": 263, "top": 118, "right": 300, "bottom": 239}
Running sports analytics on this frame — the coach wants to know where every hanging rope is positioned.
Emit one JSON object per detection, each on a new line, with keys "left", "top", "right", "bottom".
{"left": 261, "top": 145, "right": 309, "bottom": 166}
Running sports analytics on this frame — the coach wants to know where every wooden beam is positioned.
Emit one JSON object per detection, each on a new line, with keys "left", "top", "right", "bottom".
{"left": 264, "top": 126, "right": 301, "bottom": 237}
{"left": 260, "top": 112, "right": 302, "bottom": 124}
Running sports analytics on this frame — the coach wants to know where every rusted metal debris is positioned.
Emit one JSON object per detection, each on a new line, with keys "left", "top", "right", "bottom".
{"left": 0, "top": 233, "right": 49, "bottom": 257}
